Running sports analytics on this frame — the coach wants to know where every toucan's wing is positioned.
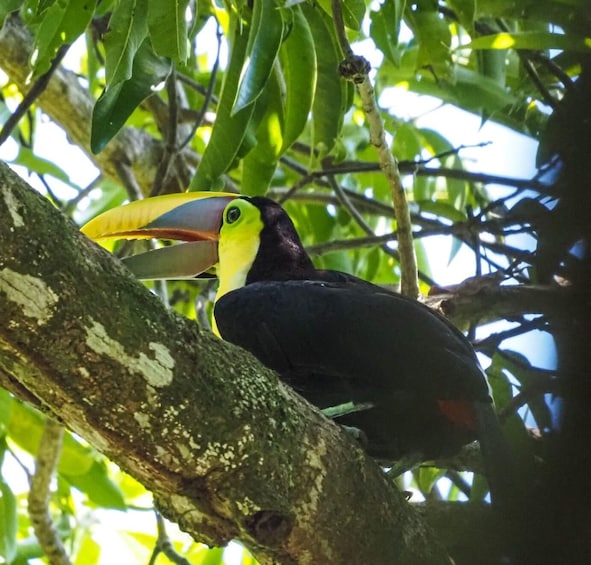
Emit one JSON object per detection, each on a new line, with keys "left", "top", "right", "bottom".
{"left": 215, "top": 279, "right": 496, "bottom": 460}
{"left": 214, "top": 280, "right": 491, "bottom": 404}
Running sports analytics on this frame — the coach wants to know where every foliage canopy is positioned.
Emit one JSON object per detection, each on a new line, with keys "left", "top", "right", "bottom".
{"left": 0, "top": 0, "right": 589, "bottom": 563}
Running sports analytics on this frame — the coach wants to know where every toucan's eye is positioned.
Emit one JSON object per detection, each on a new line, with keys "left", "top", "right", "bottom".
{"left": 226, "top": 206, "right": 241, "bottom": 224}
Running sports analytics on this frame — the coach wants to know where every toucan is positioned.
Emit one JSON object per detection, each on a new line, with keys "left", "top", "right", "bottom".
{"left": 82, "top": 192, "right": 510, "bottom": 500}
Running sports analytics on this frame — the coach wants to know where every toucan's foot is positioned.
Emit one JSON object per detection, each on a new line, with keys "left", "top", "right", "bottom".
{"left": 322, "top": 401, "right": 374, "bottom": 419}
{"left": 340, "top": 425, "right": 369, "bottom": 449}
{"left": 386, "top": 452, "right": 424, "bottom": 477}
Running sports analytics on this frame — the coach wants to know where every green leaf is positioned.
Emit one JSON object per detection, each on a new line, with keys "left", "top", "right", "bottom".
{"left": 279, "top": 5, "right": 316, "bottom": 153}
{"left": 62, "top": 460, "right": 126, "bottom": 509}
{"left": 301, "top": 4, "right": 344, "bottom": 157}
{"left": 0, "top": 0, "right": 22, "bottom": 30}
{"left": 241, "top": 66, "right": 284, "bottom": 196}
{"left": 392, "top": 122, "right": 422, "bottom": 160}
{"left": 414, "top": 466, "right": 446, "bottom": 495}
{"left": 91, "top": 39, "right": 172, "bottom": 153}
{"left": 7, "top": 400, "right": 96, "bottom": 476}
{"left": 379, "top": 62, "right": 520, "bottom": 131}
{"left": 408, "top": 7, "right": 452, "bottom": 79}
{"left": 11, "top": 146, "right": 71, "bottom": 183}
{"left": 147, "top": 0, "right": 189, "bottom": 63}
{"left": 419, "top": 201, "right": 467, "bottom": 223}
{"left": 0, "top": 479, "right": 17, "bottom": 563}
{"left": 190, "top": 24, "right": 255, "bottom": 190}
{"left": 73, "top": 532, "right": 101, "bottom": 565}
{"left": 448, "top": 236, "right": 463, "bottom": 265}
{"left": 104, "top": 0, "right": 149, "bottom": 86}
{"left": 370, "top": 0, "right": 405, "bottom": 66}
{"left": 471, "top": 473, "right": 490, "bottom": 501}
{"left": 232, "top": 0, "right": 284, "bottom": 114}
{"left": 419, "top": 128, "right": 454, "bottom": 156}
{"left": 199, "top": 546, "right": 224, "bottom": 565}
{"left": 478, "top": 48, "right": 507, "bottom": 86}
{"left": 413, "top": 175, "right": 435, "bottom": 201}
{"left": 340, "top": 0, "right": 365, "bottom": 30}
{"left": 444, "top": 156, "right": 469, "bottom": 211}
{"left": 461, "top": 31, "right": 591, "bottom": 54}
{"left": 0, "top": 390, "right": 13, "bottom": 430}
{"left": 30, "top": 0, "right": 97, "bottom": 76}
{"left": 495, "top": 349, "right": 553, "bottom": 432}
{"left": 446, "top": 0, "right": 475, "bottom": 31}
{"left": 317, "top": 0, "right": 365, "bottom": 30}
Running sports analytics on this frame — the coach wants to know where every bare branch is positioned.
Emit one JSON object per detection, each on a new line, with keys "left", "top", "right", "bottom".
{"left": 28, "top": 419, "right": 71, "bottom": 565}
{"left": 330, "top": 0, "right": 419, "bottom": 298}
{"left": 149, "top": 511, "right": 192, "bottom": 565}
{"left": 0, "top": 43, "right": 70, "bottom": 147}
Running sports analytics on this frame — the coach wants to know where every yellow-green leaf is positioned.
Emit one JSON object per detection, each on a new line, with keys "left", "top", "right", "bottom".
{"left": 242, "top": 65, "right": 284, "bottom": 195}
{"left": 190, "top": 24, "right": 256, "bottom": 190}
{"left": 30, "top": 0, "right": 97, "bottom": 76}
{"left": 232, "top": 0, "right": 285, "bottom": 114}
{"left": 147, "top": 0, "right": 189, "bottom": 63}
{"left": 279, "top": 5, "right": 316, "bottom": 153}
{"left": 301, "top": 4, "right": 344, "bottom": 157}
{"left": 461, "top": 31, "right": 591, "bottom": 53}
{"left": 104, "top": 0, "right": 149, "bottom": 86}
{"left": 0, "top": 479, "right": 17, "bottom": 563}
{"left": 92, "top": 39, "right": 172, "bottom": 153}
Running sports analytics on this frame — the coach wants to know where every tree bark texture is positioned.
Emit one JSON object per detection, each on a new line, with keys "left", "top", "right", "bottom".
{"left": 0, "top": 162, "right": 451, "bottom": 564}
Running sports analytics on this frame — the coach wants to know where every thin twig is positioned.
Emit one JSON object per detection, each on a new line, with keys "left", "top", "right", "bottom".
{"left": 115, "top": 161, "right": 144, "bottom": 201}
{"left": 179, "top": 18, "right": 222, "bottom": 151}
{"left": 331, "top": 0, "right": 419, "bottom": 298}
{"left": 151, "top": 71, "right": 180, "bottom": 197}
{"left": 28, "top": 419, "right": 72, "bottom": 565}
{"left": 475, "top": 318, "right": 549, "bottom": 355}
{"left": 63, "top": 175, "right": 103, "bottom": 216}
{"left": 307, "top": 232, "right": 398, "bottom": 256}
{"left": 34, "top": 174, "right": 63, "bottom": 209}
{"left": 0, "top": 43, "right": 70, "bottom": 147}
{"left": 445, "top": 469, "right": 472, "bottom": 498}
{"left": 326, "top": 176, "right": 437, "bottom": 286}
{"left": 148, "top": 510, "right": 192, "bottom": 565}
{"left": 497, "top": 378, "right": 559, "bottom": 423}
{"left": 177, "top": 72, "right": 219, "bottom": 103}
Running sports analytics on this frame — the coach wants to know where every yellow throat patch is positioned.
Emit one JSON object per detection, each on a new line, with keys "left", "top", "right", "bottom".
{"left": 213, "top": 199, "right": 264, "bottom": 336}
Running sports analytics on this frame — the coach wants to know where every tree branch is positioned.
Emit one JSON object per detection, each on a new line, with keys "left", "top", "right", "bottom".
{"left": 27, "top": 419, "right": 71, "bottom": 565}
{"left": 425, "top": 283, "right": 578, "bottom": 329}
{"left": 331, "top": 0, "right": 419, "bottom": 298}
{"left": 0, "top": 161, "right": 450, "bottom": 564}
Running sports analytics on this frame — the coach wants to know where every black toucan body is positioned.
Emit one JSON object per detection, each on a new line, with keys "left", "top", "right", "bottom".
{"left": 82, "top": 193, "right": 508, "bottom": 493}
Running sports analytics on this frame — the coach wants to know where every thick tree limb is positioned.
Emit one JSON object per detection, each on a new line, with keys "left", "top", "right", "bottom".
{"left": 0, "top": 162, "right": 451, "bottom": 564}
{"left": 0, "top": 15, "right": 195, "bottom": 195}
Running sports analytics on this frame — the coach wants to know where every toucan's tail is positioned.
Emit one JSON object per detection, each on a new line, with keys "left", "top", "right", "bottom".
{"left": 476, "top": 402, "right": 524, "bottom": 562}
{"left": 475, "top": 402, "right": 516, "bottom": 507}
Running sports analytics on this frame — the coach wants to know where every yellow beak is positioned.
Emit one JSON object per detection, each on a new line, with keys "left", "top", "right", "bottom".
{"left": 81, "top": 192, "right": 237, "bottom": 279}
